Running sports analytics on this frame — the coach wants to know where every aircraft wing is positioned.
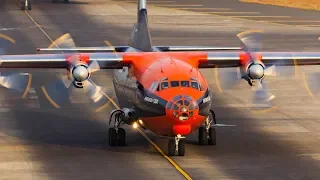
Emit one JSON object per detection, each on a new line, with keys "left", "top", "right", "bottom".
{"left": 198, "top": 52, "right": 320, "bottom": 68}
{"left": 37, "top": 46, "right": 242, "bottom": 53}
{"left": 1, "top": 51, "right": 320, "bottom": 69}
{"left": 0, "top": 53, "right": 127, "bottom": 69}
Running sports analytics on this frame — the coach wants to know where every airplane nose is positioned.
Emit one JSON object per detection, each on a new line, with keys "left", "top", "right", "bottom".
{"left": 166, "top": 95, "right": 199, "bottom": 121}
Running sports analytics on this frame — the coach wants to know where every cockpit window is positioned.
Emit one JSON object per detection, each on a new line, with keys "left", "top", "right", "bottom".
{"left": 150, "top": 81, "right": 159, "bottom": 91}
{"left": 156, "top": 78, "right": 204, "bottom": 91}
{"left": 170, "top": 81, "right": 180, "bottom": 87}
{"left": 181, "top": 81, "right": 190, "bottom": 87}
{"left": 161, "top": 81, "right": 169, "bottom": 89}
{"left": 191, "top": 81, "right": 199, "bottom": 90}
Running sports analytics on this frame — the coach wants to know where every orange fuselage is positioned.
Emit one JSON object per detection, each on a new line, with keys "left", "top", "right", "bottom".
{"left": 113, "top": 52, "right": 212, "bottom": 137}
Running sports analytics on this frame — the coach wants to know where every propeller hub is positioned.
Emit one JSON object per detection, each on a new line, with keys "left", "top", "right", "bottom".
{"left": 72, "top": 65, "right": 89, "bottom": 82}
{"left": 248, "top": 64, "right": 264, "bottom": 79}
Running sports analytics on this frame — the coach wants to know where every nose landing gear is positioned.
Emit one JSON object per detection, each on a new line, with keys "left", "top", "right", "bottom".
{"left": 199, "top": 110, "right": 216, "bottom": 145}
{"left": 168, "top": 134, "right": 185, "bottom": 156}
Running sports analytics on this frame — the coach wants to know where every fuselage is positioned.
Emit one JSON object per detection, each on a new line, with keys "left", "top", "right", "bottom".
{"left": 112, "top": 52, "right": 212, "bottom": 137}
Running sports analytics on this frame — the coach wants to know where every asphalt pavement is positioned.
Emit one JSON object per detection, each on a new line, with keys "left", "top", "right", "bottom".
{"left": 0, "top": 0, "right": 320, "bottom": 179}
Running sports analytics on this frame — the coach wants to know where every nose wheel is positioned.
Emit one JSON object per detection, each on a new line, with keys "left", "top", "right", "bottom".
{"left": 198, "top": 110, "right": 216, "bottom": 145}
{"left": 168, "top": 135, "right": 185, "bottom": 156}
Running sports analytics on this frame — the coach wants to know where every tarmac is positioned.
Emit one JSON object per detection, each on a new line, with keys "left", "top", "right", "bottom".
{"left": 0, "top": 0, "right": 320, "bottom": 179}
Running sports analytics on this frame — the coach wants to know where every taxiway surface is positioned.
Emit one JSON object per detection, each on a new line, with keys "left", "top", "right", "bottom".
{"left": 0, "top": 0, "right": 320, "bottom": 179}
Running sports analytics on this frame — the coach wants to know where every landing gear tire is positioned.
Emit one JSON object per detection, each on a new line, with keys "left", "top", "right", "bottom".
{"left": 108, "top": 127, "right": 127, "bottom": 146}
{"left": 198, "top": 127, "right": 216, "bottom": 145}
{"left": 208, "top": 127, "right": 216, "bottom": 145}
{"left": 168, "top": 138, "right": 185, "bottom": 156}
{"left": 108, "top": 128, "right": 117, "bottom": 146}
{"left": 168, "top": 139, "right": 175, "bottom": 156}
{"left": 178, "top": 139, "right": 185, "bottom": 156}
{"left": 27, "top": 2, "right": 31, "bottom": 10}
{"left": 198, "top": 126, "right": 207, "bottom": 145}
{"left": 63, "top": 0, "right": 69, "bottom": 3}
{"left": 118, "top": 128, "right": 126, "bottom": 146}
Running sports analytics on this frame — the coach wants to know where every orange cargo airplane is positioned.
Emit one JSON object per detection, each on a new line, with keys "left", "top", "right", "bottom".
{"left": 2, "top": 0, "right": 320, "bottom": 156}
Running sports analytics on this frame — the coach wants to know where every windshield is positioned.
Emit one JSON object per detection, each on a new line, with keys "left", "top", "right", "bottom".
{"left": 156, "top": 78, "right": 203, "bottom": 91}
{"left": 171, "top": 81, "right": 179, "bottom": 87}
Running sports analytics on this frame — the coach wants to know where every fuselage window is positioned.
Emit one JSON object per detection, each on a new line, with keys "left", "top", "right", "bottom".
{"left": 171, "top": 81, "right": 180, "bottom": 87}
{"left": 181, "top": 81, "right": 190, "bottom": 87}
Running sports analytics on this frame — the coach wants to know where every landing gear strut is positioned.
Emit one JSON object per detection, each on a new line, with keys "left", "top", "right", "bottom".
{"left": 21, "top": 0, "right": 31, "bottom": 10}
{"left": 168, "top": 134, "right": 185, "bottom": 156}
{"left": 108, "top": 110, "right": 127, "bottom": 146}
{"left": 198, "top": 110, "right": 216, "bottom": 145}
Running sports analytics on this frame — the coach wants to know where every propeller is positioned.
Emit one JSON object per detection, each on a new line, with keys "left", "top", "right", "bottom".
{"left": 41, "top": 33, "right": 110, "bottom": 109}
{"left": 0, "top": 34, "right": 32, "bottom": 99}
{"left": 215, "top": 30, "right": 296, "bottom": 111}
{"left": 302, "top": 71, "right": 320, "bottom": 101}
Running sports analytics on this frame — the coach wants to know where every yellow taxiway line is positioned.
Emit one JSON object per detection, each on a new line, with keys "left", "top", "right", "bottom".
{"left": 161, "top": 4, "right": 203, "bottom": 7}
{"left": 207, "top": 12, "right": 261, "bottom": 14}
{"left": 177, "top": 7, "right": 231, "bottom": 10}
{"left": 17, "top": 1, "right": 192, "bottom": 179}
{"left": 228, "top": 16, "right": 291, "bottom": 18}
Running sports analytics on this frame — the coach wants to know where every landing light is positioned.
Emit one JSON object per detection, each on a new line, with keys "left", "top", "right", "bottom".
{"left": 138, "top": 119, "right": 144, "bottom": 125}
{"left": 179, "top": 116, "right": 188, "bottom": 121}
{"left": 133, "top": 122, "right": 138, "bottom": 129}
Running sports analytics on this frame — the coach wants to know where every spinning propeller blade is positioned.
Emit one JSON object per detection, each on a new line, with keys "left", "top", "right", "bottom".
{"left": 41, "top": 33, "right": 111, "bottom": 109}
{"left": 0, "top": 34, "right": 32, "bottom": 98}
{"left": 216, "top": 30, "right": 288, "bottom": 111}
{"left": 302, "top": 72, "right": 320, "bottom": 100}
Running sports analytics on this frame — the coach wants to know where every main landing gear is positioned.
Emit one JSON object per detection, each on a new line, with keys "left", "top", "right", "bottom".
{"left": 21, "top": 0, "right": 31, "bottom": 10}
{"left": 198, "top": 110, "right": 216, "bottom": 145}
{"left": 108, "top": 109, "right": 127, "bottom": 146}
{"left": 168, "top": 134, "right": 185, "bottom": 156}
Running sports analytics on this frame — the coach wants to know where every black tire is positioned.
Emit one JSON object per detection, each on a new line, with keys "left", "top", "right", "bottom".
{"left": 27, "top": 2, "right": 31, "bottom": 10}
{"left": 198, "top": 127, "right": 207, "bottom": 145}
{"left": 108, "top": 128, "right": 117, "bottom": 146}
{"left": 168, "top": 139, "right": 175, "bottom": 156}
{"left": 208, "top": 128, "right": 216, "bottom": 145}
{"left": 63, "top": 0, "right": 69, "bottom": 3}
{"left": 178, "top": 139, "right": 185, "bottom": 156}
{"left": 117, "top": 128, "right": 126, "bottom": 146}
